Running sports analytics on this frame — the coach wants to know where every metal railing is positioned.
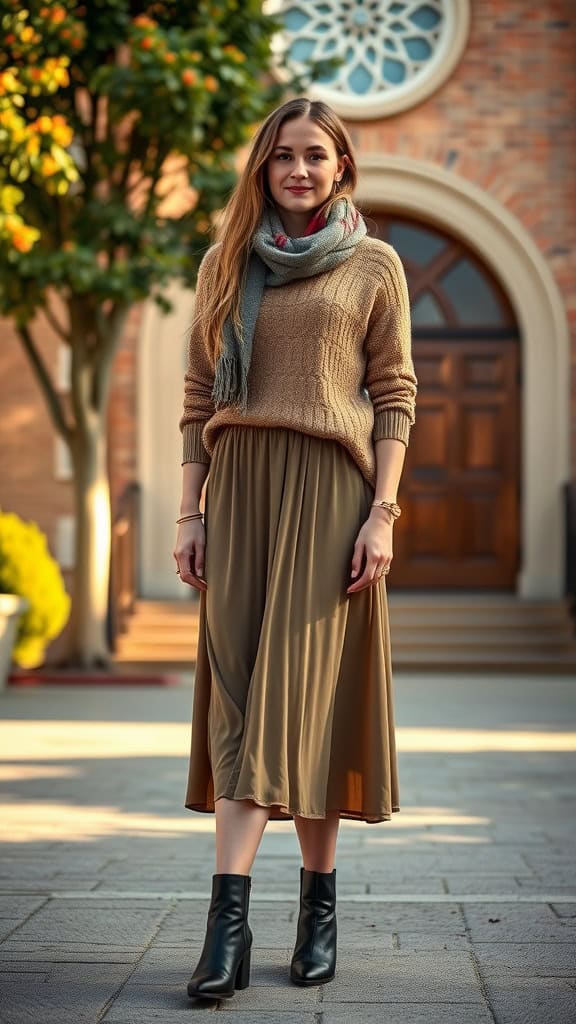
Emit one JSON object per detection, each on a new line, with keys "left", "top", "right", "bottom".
{"left": 108, "top": 481, "right": 140, "bottom": 652}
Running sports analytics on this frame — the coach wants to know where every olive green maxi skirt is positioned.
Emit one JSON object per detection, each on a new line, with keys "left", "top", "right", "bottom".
{"left": 185, "top": 425, "right": 400, "bottom": 823}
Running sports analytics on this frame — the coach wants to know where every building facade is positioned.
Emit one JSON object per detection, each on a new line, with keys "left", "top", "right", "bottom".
{"left": 0, "top": 1, "right": 574, "bottom": 614}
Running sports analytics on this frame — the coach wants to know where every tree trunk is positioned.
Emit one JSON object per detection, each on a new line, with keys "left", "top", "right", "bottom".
{"left": 18, "top": 303, "right": 129, "bottom": 669}
{"left": 60, "top": 420, "right": 111, "bottom": 668}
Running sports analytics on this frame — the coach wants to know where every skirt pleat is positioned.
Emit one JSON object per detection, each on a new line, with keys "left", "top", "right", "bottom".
{"left": 185, "top": 425, "right": 400, "bottom": 823}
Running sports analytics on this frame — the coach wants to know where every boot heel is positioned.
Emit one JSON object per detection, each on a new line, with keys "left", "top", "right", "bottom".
{"left": 235, "top": 948, "right": 251, "bottom": 990}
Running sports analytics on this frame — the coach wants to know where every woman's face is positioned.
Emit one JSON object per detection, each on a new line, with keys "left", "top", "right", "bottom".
{"left": 265, "top": 117, "right": 347, "bottom": 235}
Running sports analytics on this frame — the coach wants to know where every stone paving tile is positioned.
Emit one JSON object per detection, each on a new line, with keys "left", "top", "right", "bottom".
{"left": 0, "top": 877, "right": 101, "bottom": 892}
{"left": 480, "top": 827, "right": 553, "bottom": 845}
{"left": 523, "top": 851, "right": 576, "bottom": 869}
{"left": 520, "top": 866, "right": 576, "bottom": 881}
{"left": 92, "top": 879, "right": 210, "bottom": 893}
{"left": 550, "top": 903, "right": 576, "bottom": 919}
{"left": 443, "top": 875, "right": 525, "bottom": 894}
{"left": 104, "top": 985, "right": 317, "bottom": 1024}
{"left": 0, "top": 968, "right": 49, "bottom": 983}
{"left": 473, "top": 941, "right": 576, "bottom": 976}
{"left": 482, "top": 976, "right": 576, "bottom": 1024}
{"left": 321, "top": 1006, "right": 494, "bottom": 1024}
{"left": 0, "top": 963, "right": 133, "bottom": 1024}
{"left": 0, "top": 895, "right": 48, "bottom": 918}
{"left": 319, "top": 951, "right": 484, "bottom": 1003}
{"left": 0, "top": 858, "right": 108, "bottom": 879}
{"left": 126, "top": 946, "right": 317, "bottom": 1004}
{"left": 214, "top": 984, "right": 318, "bottom": 1009}
{"left": 2, "top": 677, "right": 575, "bottom": 1023}
{"left": 0, "top": 920, "right": 22, "bottom": 942}
{"left": 97, "top": 863, "right": 204, "bottom": 880}
{"left": 6, "top": 900, "right": 167, "bottom": 946}
{"left": 0, "top": 942, "right": 144, "bottom": 963}
{"left": 365, "top": 878, "right": 447, "bottom": 894}
{"left": 357, "top": 849, "right": 534, "bottom": 874}
{"left": 127, "top": 944, "right": 288, "bottom": 986}
{"left": 155, "top": 902, "right": 299, "bottom": 949}
{"left": 516, "top": 878, "right": 576, "bottom": 892}
{"left": 394, "top": 930, "right": 471, "bottom": 951}
{"left": 336, "top": 904, "right": 466, "bottom": 939}
{"left": 462, "top": 903, "right": 576, "bottom": 942}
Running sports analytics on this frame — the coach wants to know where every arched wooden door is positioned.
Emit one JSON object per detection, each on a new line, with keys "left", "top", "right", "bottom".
{"left": 369, "top": 216, "right": 521, "bottom": 589}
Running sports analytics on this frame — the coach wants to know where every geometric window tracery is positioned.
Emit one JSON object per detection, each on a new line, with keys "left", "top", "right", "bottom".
{"left": 266, "top": 1, "right": 471, "bottom": 120}
{"left": 376, "top": 219, "right": 516, "bottom": 330}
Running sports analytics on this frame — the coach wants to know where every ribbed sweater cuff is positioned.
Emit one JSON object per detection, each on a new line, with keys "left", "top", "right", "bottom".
{"left": 182, "top": 422, "right": 211, "bottom": 465}
{"left": 373, "top": 408, "right": 412, "bottom": 446}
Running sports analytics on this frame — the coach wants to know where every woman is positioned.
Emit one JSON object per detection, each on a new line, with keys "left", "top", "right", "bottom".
{"left": 174, "top": 96, "right": 417, "bottom": 1001}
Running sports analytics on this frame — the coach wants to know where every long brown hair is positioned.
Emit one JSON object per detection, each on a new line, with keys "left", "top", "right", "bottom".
{"left": 196, "top": 97, "right": 359, "bottom": 362}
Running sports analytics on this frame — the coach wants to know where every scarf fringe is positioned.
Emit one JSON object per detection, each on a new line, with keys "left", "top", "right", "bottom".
{"left": 212, "top": 353, "right": 249, "bottom": 413}
{"left": 212, "top": 353, "right": 238, "bottom": 410}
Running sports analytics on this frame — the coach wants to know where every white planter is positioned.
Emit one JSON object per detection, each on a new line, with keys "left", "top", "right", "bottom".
{"left": 0, "top": 594, "right": 27, "bottom": 691}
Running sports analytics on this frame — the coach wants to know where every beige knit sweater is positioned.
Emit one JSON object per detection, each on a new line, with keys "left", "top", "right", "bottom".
{"left": 179, "top": 235, "right": 417, "bottom": 487}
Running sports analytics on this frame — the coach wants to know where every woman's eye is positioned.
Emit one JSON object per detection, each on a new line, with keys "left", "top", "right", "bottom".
{"left": 274, "top": 153, "right": 326, "bottom": 161}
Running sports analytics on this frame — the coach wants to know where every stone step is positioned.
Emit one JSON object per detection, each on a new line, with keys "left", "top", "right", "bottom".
{"left": 115, "top": 634, "right": 576, "bottom": 656}
{"left": 133, "top": 595, "right": 571, "bottom": 613}
{"left": 128, "top": 617, "right": 573, "bottom": 637}
{"left": 116, "top": 629, "right": 575, "bottom": 652}
{"left": 114, "top": 596, "right": 576, "bottom": 673}
{"left": 114, "top": 650, "right": 576, "bottom": 673}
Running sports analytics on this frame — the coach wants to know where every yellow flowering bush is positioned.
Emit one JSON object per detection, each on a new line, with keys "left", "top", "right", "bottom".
{"left": 0, "top": 5, "right": 77, "bottom": 255}
{"left": 0, "top": 510, "right": 71, "bottom": 667}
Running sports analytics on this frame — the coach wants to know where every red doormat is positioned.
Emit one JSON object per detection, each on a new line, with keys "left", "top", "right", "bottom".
{"left": 8, "top": 670, "right": 182, "bottom": 687}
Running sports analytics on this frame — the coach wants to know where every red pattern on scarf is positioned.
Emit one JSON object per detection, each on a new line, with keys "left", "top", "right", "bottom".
{"left": 303, "top": 211, "right": 328, "bottom": 236}
{"left": 274, "top": 206, "right": 353, "bottom": 246}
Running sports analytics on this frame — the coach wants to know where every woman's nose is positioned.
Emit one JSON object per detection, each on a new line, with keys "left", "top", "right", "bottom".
{"left": 290, "top": 159, "right": 308, "bottom": 179}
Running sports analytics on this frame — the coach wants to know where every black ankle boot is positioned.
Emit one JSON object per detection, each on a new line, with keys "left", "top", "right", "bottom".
{"left": 290, "top": 867, "right": 337, "bottom": 986}
{"left": 187, "top": 873, "right": 252, "bottom": 1000}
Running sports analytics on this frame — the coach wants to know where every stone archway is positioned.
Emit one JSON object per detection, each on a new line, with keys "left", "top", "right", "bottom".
{"left": 355, "top": 155, "right": 570, "bottom": 599}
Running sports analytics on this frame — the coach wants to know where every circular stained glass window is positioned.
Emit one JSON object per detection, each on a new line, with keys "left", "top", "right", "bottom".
{"left": 266, "top": 1, "right": 470, "bottom": 119}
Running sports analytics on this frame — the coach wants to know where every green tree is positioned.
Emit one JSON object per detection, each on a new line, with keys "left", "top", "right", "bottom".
{"left": 0, "top": 0, "right": 300, "bottom": 667}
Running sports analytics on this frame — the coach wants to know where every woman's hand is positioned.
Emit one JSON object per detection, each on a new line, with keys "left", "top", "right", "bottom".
{"left": 173, "top": 520, "right": 207, "bottom": 592}
{"left": 347, "top": 507, "right": 393, "bottom": 594}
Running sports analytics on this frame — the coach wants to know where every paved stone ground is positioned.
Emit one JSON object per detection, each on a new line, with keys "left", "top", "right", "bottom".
{"left": 0, "top": 671, "right": 575, "bottom": 1023}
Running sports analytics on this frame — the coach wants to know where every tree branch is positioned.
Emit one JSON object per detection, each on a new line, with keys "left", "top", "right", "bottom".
{"left": 43, "top": 300, "right": 71, "bottom": 344}
{"left": 116, "top": 121, "right": 143, "bottom": 194}
{"left": 143, "top": 144, "right": 170, "bottom": 219}
{"left": 68, "top": 297, "right": 93, "bottom": 435}
{"left": 17, "top": 325, "right": 72, "bottom": 443}
{"left": 92, "top": 301, "right": 130, "bottom": 412}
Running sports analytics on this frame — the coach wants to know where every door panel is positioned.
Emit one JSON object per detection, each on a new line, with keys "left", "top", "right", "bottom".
{"left": 393, "top": 340, "right": 519, "bottom": 588}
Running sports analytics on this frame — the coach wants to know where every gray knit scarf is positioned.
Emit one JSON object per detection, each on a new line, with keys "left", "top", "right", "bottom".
{"left": 212, "top": 197, "right": 367, "bottom": 412}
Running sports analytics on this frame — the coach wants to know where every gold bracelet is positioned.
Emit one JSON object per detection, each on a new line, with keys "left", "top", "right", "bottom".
{"left": 371, "top": 500, "right": 401, "bottom": 519}
{"left": 176, "top": 512, "right": 203, "bottom": 524}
